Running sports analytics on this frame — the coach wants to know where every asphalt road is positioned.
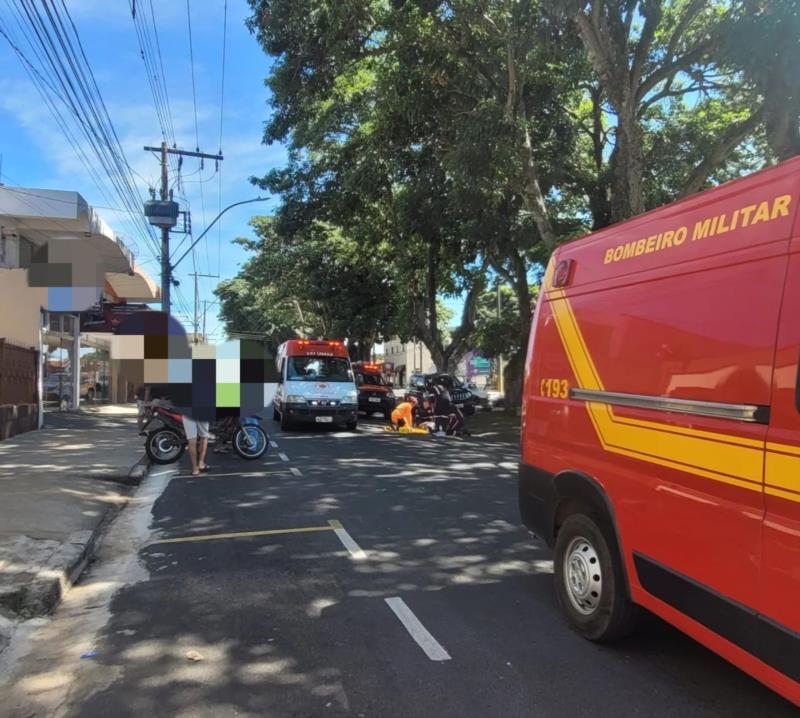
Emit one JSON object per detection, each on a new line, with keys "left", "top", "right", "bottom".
{"left": 2, "top": 412, "right": 796, "bottom": 717}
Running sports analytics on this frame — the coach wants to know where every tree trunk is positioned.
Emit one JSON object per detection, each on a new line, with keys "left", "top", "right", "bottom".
{"left": 588, "top": 85, "right": 611, "bottom": 229}
{"left": 503, "top": 343, "right": 527, "bottom": 408}
{"left": 610, "top": 102, "right": 645, "bottom": 222}
{"left": 763, "top": 94, "right": 800, "bottom": 161}
{"left": 521, "top": 124, "right": 558, "bottom": 250}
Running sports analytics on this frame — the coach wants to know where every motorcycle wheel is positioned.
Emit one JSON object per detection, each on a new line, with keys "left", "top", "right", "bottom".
{"left": 233, "top": 425, "right": 268, "bottom": 460}
{"left": 145, "top": 428, "right": 185, "bottom": 464}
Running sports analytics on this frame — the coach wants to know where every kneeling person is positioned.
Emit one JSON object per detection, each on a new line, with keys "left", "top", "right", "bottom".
{"left": 390, "top": 396, "right": 418, "bottom": 431}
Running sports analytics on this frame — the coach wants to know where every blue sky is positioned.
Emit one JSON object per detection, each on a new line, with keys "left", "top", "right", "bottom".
{"left": 0, "top": 0, "right": 285, "bottom": 341}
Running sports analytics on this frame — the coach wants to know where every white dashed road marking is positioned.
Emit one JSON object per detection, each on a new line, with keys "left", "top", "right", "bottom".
{"left": 290, "top": 467, "right": 302, "bottom": 477}
{"left": 384, "top": 597, "right": 451, "bottom": 661}
{"left": 278, "top": 452, "right": 289, "bottom": 462}
{"left": 269, "top": 440, "right": 278, "bottom": 448}
{"left": 328, "top": 520, "right": 367, "bottom": 560}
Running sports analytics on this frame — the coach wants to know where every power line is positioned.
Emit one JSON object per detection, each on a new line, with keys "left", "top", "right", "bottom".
{"left": 217, "top": 0, "right": 228, "bottom": 282}
{"left": 130, "top": 0, "right": 179, "bottom": 184}
{"left": 185, "top": 0, "right": 210, "bottom": 284}
{"left": 0, "top": 2, "right": 161, "bottom": 263}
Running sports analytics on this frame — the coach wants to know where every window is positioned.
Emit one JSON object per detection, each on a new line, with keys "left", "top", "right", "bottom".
{"left": 287, "top": 355, "right": 352, "bottom": 382}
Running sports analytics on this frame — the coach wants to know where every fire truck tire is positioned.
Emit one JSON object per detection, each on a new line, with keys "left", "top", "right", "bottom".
{"left": 273, "top": 405, "right": 280, "bottom": 421}
{"left": 553, "top": 512, "right": 638, "bottom": 642}
{"left": 280, "top": 411, "right": 293, "bottom": 431}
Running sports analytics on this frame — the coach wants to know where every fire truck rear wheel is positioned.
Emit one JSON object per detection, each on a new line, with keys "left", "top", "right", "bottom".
{"left": 554, "top": 512, "right": 637, "bottom": 642}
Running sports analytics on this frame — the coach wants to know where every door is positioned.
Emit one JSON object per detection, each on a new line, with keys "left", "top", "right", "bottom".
{"left": 762, "top": 250, "right": 800, "bottom": 685}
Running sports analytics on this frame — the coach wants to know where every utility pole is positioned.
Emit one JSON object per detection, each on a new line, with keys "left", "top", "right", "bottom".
{"left": 158, "top": 142, "right": 170, "bottom": 315}
{"left": 189, "top": 273, "right": 219, "bottom": 343}
{"left": 497, "top": 283, "right": 504, "bottom": 394}
{"left": 143, "top": 144, "right": 224, "bottom": 317}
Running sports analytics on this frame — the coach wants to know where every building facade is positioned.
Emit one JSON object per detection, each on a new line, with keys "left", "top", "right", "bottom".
{"left": 382, "top": 338, "right": 435, "bottom": 387}
{"left": 0, "top": 185, "right": 159, "bottom": 438}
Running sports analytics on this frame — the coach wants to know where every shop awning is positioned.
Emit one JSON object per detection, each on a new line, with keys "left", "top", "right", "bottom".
{"left": 106, "top": 268, "right": 161, "bottom": 302}
{"left": 0, "top": 186, "right": 134, "bottom": 274}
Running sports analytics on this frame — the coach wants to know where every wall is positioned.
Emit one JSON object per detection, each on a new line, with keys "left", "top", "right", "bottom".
{"left": 0, "top": 269, "right": 46, "bottom": 349}
{"left": 383, "top": 338, "right": 435, "bottom": 384}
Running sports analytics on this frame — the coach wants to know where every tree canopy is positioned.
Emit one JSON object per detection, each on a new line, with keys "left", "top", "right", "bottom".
{"left": 219, "top": 0, "right": 800, "bottom": 398}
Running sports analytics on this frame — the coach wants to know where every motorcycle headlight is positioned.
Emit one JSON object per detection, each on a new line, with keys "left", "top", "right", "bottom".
{"left": 286, "top": 395, "right": 307, "bottom": 404}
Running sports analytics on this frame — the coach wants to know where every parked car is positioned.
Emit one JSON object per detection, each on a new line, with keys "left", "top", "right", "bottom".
{"left": 407, "top": 372, "right": 477, "bottom": 416}
{"left": 463, "top": 381, "right": 504, "bottom": 410}
{"left": 44, "top": 373, "right": 96, "bottom": 401}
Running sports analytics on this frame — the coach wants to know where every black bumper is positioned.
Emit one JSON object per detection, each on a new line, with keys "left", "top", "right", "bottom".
{"left": 358, "top": 396, "right": 396, "bottom": 414}
{"left": 284, "top": 403, "right": 357, "bottom": 426}
{"left": 518, "top": 463, "right": 557, "bottom": 547}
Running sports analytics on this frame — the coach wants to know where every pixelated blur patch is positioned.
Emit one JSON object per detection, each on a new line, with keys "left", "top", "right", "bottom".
{"left": 240, "top": 358, "right": 266, "bottom": 383}
{"left": 191, "top": 343, "right": 216, "bottom": 360}
{"left": 216, "top": 383, "right": 240, "bottom": 407}
{"left": 241, "top": 383, "right": 265, "bottom": 410}
{"left": 145, "top": 333, "right": 169, "bottom": 359}
{"left": 30, "top": 261, "right": 71, "bottom": 287}
{"left": 168, "top": 333, "right": 192, "bottom": 359}
{"left": 111, "top": 335, "right": 144, "bottom": 360}
{"left": 27, "top": 241, "right": 106, "bottom": 311}
{"left": 217, "top": 357, "right": 240, "bottom": 383}
{"left": 167, "top": 358, "right": 192, "bottom": 383}
{"left": 240, "top": 339, "right": 265, "bottom": 359}
{"left": 144, "top": 358, "right": 168, "bottom": 383}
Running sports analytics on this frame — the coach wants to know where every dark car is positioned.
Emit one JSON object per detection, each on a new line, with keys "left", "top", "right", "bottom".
{"left": 406, "top": 372, "right": 477, "bottom": 416}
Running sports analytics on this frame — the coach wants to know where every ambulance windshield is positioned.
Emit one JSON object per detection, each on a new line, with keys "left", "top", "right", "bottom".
{"left": 287, "top": 356, "right": 352, "bottom": 382}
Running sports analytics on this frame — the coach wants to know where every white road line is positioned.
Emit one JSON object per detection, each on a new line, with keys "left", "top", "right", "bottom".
{"left": 384, "top": 597, "right": 451, "bottom": 661}
{"left": 328, "top": 520, "right": 367, "bottom": 560}
{"left": 269, "top": 440, "right": 278, "bottom": 448}
{"left": 278, "top": 452, "right": 290, "bottom": 462}
{"left": 149, "top": 469, "right": 175, "bottom": 477}
{"left": 290, "top": 467, "right": 302, "bottom": 477}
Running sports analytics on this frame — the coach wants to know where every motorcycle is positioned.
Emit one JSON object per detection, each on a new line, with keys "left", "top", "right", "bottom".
{"left": 142, "top": 404, "right": 269, "bottom": 464}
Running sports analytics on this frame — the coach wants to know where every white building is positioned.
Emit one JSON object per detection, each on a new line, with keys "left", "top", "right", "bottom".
{"left": 382, "top": 337, "right": 435, "bottom": 387}
{"left": 0, "top": 185, "right": 159, "bottom": 438}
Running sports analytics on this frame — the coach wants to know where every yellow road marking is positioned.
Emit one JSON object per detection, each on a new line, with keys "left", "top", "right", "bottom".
{"left": 152, "top": 524, "right": 336, "bottom": 545}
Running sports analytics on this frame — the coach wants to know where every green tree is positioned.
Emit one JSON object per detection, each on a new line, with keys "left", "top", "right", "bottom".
{"left": 215, "top": 217, "right": 402, "bottom": 358}
{"left": 244, "top": 0, "right": 790, "bottom": 402}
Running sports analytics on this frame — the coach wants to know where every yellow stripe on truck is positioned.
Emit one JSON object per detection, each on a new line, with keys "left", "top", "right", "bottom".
{"left": 548, "top": 289, "right": 765, "bottom": 493}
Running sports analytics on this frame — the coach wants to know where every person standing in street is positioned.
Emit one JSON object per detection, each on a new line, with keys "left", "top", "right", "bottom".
{"left": 182, "top": 415, "right": 210, "bottom": 476}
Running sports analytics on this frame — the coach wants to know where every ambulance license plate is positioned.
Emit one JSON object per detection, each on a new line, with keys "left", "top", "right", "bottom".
{"left": 369, "top": 397, "right": 381, "bottom": 403}
{"left": 315, "top": 416, "right": 333, "bottom": 423}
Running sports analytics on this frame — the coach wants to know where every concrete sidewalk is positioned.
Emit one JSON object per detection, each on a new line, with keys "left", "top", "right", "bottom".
{"left": 0, "top": 404, "right": 148, "bottom": 642}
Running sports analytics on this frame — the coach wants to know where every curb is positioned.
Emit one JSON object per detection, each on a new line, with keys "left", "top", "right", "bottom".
{"left": 126, "top": 454, "right": 151, "bottom": 486}
{"left": 0, "top": 455, "right": 151, "bottom": 621}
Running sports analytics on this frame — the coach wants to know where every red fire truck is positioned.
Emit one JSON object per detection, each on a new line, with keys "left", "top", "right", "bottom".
{"left": 520, "top": 157, "right": 800, "bottom": 704}
{"left": 351, "top": 361, "right": 397, "bottom": 419}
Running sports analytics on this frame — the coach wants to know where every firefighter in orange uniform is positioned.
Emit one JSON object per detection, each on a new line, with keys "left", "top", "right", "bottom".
{"left": 390, "top": 396, "right": 417, "bottom": 431}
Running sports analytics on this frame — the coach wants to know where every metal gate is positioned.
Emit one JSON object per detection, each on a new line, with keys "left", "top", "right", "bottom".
{"left": 0, "top": 338, "right": 39, "bottom": 439}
